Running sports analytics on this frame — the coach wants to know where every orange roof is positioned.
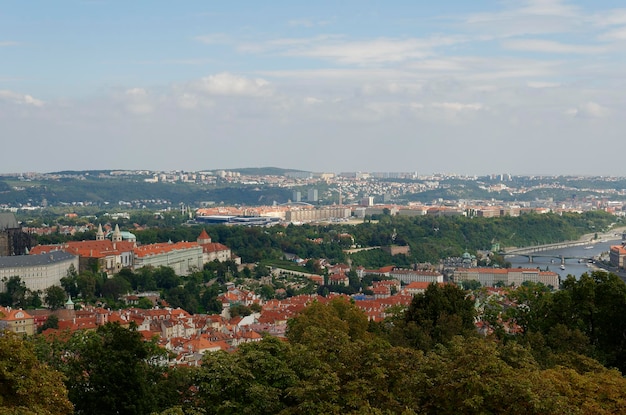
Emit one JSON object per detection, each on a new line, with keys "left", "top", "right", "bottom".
{"left": 134, "top": 241, "right": 200, "bottom": 258}
{"left": 31, "top": 240, "right": 136, "bottom": 258}
{"left": 0, "top": 307, "right": 33, "bottom": 321}
{"left": 405, "top": 281, "right": 432, "bottom": 290}
{"left": 198, "top": 229, "right": 210, "bottom": 240}
{"left": 202, "top": 242, "right": 230, "bottom": 253}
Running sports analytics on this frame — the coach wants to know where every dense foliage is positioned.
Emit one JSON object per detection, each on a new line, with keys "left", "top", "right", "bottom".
{"left": 0, "top": 332, "right": 73, "bottom": 415}
{"left": 8, "top": 272, "right": 626, "bottom": 414}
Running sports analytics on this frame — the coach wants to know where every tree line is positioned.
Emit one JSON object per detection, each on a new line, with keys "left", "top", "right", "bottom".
{"left": 3, "top": 270, "right": 626, "bottom": 414}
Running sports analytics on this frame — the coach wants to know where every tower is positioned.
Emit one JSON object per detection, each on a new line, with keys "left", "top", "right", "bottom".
{"left": 112, "top": 224, "right": 123, "bottom": 242}
{"left": 307, "top": 188, "right": 318, "bottom": 202}
{"left": 65, "top": 295, "right": 74, "bottom": 310}
{"left": 96, "top": 224, "right": 105, "bottom": 241}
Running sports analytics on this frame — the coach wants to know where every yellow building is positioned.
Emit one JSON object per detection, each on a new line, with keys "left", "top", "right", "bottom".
{"left": 0, "top": 306, "right": 35, "bottom": 336}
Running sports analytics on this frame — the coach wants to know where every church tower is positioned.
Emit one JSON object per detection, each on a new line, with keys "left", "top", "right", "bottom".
{"left": 112, "top": 224, "right": 123, "bottom": 242}
{"left": 96, "top": 224, "right": 105, "bottom": 241}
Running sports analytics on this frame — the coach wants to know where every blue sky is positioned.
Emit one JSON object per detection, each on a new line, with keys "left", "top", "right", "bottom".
{"left": 2, "top": 0, "right": 626, "bottom": 175}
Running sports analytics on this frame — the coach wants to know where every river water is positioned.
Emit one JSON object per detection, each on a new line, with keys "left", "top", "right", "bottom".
{"left": 507, "top": 237, "right": 624, "bottom": 280}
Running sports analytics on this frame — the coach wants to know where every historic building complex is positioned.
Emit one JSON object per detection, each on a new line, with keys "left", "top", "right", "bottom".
{"left": 0, "top": 251, "right": 79, "bottom": 293}
{"left": 29, "top": 227, "right": 234, "bottom": 277}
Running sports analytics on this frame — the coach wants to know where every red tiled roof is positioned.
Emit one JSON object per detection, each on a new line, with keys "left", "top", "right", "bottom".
{"left": 134, "top": 242, "right": 200, "bottom": 258}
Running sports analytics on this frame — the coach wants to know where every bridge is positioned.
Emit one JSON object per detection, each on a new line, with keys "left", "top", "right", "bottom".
{"left": 502, "top": 240, "right": 596, "bottom": 264}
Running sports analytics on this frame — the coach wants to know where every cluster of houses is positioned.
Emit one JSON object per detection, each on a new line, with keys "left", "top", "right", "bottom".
{"left": 0, "top": 275, "right": 452, "bottom": 366}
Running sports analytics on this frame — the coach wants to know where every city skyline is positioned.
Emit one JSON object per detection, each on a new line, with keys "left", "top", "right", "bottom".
{"left": 2, "top": 1, "right": 626, "bottom": 175}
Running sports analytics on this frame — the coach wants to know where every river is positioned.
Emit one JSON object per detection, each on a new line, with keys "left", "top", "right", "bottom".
{"left": 507, "top": 236, "right": 624, "bottom": 280}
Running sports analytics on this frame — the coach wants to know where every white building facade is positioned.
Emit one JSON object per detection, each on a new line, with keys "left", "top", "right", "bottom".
{"left": 0, "top": 251, "right": 79, "bottom": 292}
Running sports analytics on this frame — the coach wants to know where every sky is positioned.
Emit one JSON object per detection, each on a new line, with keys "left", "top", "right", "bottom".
{"left": 1, "top": 0, "right": 626, "bottom": 176}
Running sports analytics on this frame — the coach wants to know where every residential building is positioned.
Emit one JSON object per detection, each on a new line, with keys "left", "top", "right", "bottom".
{"left": 0, "top": 306, "right": 35, "bottom": 336}
{"left": 610, "top": 245, "right": 626, "bottom": 269}
{"left": 285, "top": 207, "right": 351, "bottom": 223}
{"left": 307, "top": 188, "right": 318, "bottom": 202}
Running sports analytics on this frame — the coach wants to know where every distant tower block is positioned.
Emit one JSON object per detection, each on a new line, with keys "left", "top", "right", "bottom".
{"left": 360, "top": 196, "right": 374, "bottom": 207}
{"left": 307, "top": 189, "right": 318, "bottom": 202}
{"left": 292, "top": 191, "right": 301, "bottom": 203}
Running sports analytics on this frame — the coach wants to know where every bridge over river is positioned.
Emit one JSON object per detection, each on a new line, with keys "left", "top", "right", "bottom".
{"left": 502, "top": 240, "right": 597, "bottom": 264}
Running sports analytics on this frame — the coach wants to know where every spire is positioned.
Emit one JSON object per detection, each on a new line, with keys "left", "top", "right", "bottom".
{"left": 112, "top": 224, "right": 122, "bottom": 242}
{"left": 96, "top": 224, "right": 105, "bottom": 241}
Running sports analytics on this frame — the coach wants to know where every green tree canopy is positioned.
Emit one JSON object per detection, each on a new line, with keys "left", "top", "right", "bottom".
{"left": 0, "top": 332, "right": 73, "bottom": 415}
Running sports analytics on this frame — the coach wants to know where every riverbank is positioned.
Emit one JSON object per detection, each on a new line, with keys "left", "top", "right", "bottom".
{"left": 579, "top": 225, "right": 626, "bottom": 245}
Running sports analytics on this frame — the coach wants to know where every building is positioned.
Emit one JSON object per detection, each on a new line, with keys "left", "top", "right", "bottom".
{"left": 31, "top": 228, "right": 236, "bottom": 276}
{"left": 0, "top": 212, "right": 32, "bottom": 256}
{"left": 361, "top": 196, "right": 374, "bottom": 207}
{"left": 610, "top": 245, "right": 626, "bottom": 270}
{"left": 285, "top": 207, "right": 351, "bottom": 223}
{"left": 133, "top": 242, "right": 204, "bottom": 276}
{"left": 0, "top": 251, "right": 79, "bottom": 292}
{"left": 388, "top": 269, "right": 444, "bottom": 284}
{"left": 452, "top": 267, "right": 559, "bottom": 288}
{"left": 31, "top": 239, "right": 136, "bottom": 276}
{"left": 0, "top": 306, "right": 35, "bottom": 336}
{"left": 307, "top": 189, "right": 318, "bottom": 202}
{"left": 196, "top": 229, "right": 239, "bottom": 264}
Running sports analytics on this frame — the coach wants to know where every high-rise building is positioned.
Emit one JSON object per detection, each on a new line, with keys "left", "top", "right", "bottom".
{"left": 307, "top": 189, "right": 318, "bottom": 202}
{"left": 361, "top": 196, "right": 374, "bottom": 207}
{"left": 292, "top": 191, "right": 301, "bottom": 202}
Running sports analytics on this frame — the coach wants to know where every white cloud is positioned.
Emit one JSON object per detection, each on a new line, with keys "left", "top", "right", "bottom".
{"left": 598, "top": 26, "right": 626, "bottom": 41}
{"left": 176, "top": 93, "right": 202, "bottom": 109}
{"left": 304, "top": 97, "right": 323, "bottom": 104}
{"left": 519, "top": 0, "right": 579, "bottom": 17}
{"left": 0, "top": 90, "right": 44, "bottom": 107}
{"left": 566, "top": 101, "right": 610, "bottom": 118}
{"left": 464, "top": 0, "right": 585, "bottom": 36}
{"left": 0, "top": 41, "right": 19, "bottom": 47}
{"left": 123, "top": 88, "right": 154, "bottom": 114}
{"left": 431, "top": 102, "right": 484, "bottom": 111}
{"left": 240, "top": 35, "right": 467, "bottom": 66}
{"left": 196, "top": 72, "right": 271, "bottom": 97}
{"left": 592, "top": 9, "right": 626, "bottom": 27}
{"left": 289, "top": 36, "right": 466, "bottom": 65}
{"left": 502, "top": 39, "right": 607, "bottom": 54}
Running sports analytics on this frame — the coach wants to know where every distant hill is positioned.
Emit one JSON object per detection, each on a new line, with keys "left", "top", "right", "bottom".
{"left": 227, "top": 167, "right": 309, "bottom": 176}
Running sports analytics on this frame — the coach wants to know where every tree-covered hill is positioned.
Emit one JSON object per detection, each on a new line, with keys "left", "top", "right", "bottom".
{"left": 0, "top": 178, "right": 292, "bottom": 206}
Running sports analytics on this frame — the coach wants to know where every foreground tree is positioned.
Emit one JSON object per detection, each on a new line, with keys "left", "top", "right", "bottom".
{"left": 395, "top": 282, "right": 476, "bottom": 350}
{"left": 0, "top": 332, "right": 73, "bottom": 415}
{"left": 49, "top": 322, "right": 166, "bottom": 415}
